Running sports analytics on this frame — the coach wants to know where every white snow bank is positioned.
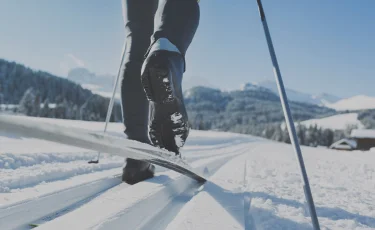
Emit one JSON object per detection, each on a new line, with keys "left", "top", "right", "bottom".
{"left": 0, "top": 152, "right": 96, "bottom": 170}
{"left": 0, "top": 157, "right": 123, "bottom": 192}
{"left": 0, "top": 104, "right": 18, "bottom": 110}
{"left": 301, "top": 113, "right": 364, "bottom": 130}
{"left": 325, "top": 95, "right": 375, "bottom": 111}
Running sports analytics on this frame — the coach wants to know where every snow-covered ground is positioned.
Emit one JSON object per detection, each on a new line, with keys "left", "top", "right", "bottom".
{"left": 1, "top": 117, "right": 375, "bottom": 230}
{"left": 301, "top": 113, "right": 364, "bottom": 130}
{"left": 325, "top": 95, "right": 375, "bottom": 111}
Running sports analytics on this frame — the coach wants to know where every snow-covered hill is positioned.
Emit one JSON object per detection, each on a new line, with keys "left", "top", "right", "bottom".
{"left": 246, "top": 80, "right": 341, "bottom": 106}
{"left": 1, "top": 117, "right": 375, "bottom": 229}
{"left": 246, "top": 80, "right": 375, "bottom": 111}
{"left": 67, "top": 68, "right": 120, "bottom": 99}
{"left": 324, "top": 95, "right": 375, "bottom": 111}
{"left": 301, "top": 113, "right": 364, "bottom": 130}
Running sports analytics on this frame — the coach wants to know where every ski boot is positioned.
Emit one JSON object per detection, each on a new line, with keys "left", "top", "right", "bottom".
{"left": 141, "top": 38, "right": 190, "bottom": 154}
{"left": 122, "top": 158, "right": 155, "bottom": 185}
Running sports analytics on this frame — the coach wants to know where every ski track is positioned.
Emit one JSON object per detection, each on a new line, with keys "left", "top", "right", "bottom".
{"left": 0, "top": 134, "right": 245, "bottom": 193}
{"left": 0, "top": 159, "right": 123, "bottom": 192}
{"left": 101, "top": 146, "right": 251, "bottom": 230}
{"left": 0, "top": 175, "right": 122, "bottom": 230}
{"left": 34, "top": 144, "right": 251, "bottom": 230}
{"left": 0, "top": 152, "right": 98, "bottom": 170}
{"left": 0, "top": 131, "right": 252, "bottom": 229}
{"left": 0, "top": 154, "right": 238, "bottom": 230}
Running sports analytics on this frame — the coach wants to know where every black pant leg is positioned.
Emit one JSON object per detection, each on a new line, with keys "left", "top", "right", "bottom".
{"left": 120, "top": 0, "right": 158, "bottom": 143}
{"left": 151, "top": 0, "right": 200, "bottom": 57}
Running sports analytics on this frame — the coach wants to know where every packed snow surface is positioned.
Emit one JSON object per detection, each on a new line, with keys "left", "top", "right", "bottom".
{"left": 301, "top": 113, "right": 364, "bottom": 130}
{"left": 325, "top": 95, "right": 375, "bottom": 111}
{"left": 1, "top": 116, "right": 375, "bottom": 230}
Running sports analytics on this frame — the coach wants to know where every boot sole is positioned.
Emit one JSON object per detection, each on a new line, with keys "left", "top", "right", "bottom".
{"left": 141, "top": 53, "right": 188, "bottom": 154}
{"left": 141, "top": 54, "right": 174, "bottom": 103}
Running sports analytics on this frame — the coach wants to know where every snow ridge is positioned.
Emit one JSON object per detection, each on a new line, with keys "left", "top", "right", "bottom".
{"left": 0, "top": 152, "right": 97, "bottom": 170}
{"left": 0, "top": 158, "right": 123, "bottom": 192}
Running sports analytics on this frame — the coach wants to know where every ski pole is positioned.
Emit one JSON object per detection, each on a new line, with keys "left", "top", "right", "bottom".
{"left": 88, "top": 42, "right": 127, "bottom": 164}
{"left": 254, "top": 0, "right": 320, "bottom": 229}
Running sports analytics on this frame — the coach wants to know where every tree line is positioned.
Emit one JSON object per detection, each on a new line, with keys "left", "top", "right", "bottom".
{"left": 0, "top": 59, "right": 122, "bottom": 122}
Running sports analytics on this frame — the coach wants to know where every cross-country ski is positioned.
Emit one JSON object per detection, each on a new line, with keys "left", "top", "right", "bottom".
{"left": 0, "top": 114, "right": 207, "bottom": 183}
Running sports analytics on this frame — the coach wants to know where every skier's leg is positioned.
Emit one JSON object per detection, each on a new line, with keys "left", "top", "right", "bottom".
{"left": 121, "top": 0, "right": 157, "bottom": 143}
{"left": 121, "top": 0, "right": 158, "bottom": 184}
{"left": 141, "top": 0, "right": 200, "bottom": 154}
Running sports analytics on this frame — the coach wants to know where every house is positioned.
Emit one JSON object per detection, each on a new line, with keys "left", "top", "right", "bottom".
{"left": 329, "top": 138, "right": 357, "bottom": 151}
{"left": 330, "top": 129, "right": 375, "bottom": 151}
{"left": 350, "top": 129, "right": 375, "bottom": 150}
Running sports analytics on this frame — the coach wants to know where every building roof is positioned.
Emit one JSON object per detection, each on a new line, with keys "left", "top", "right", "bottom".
{"left": 350, "top": 129, "right": 375, "bottom": 139}
{"left": 330, "top": 138, "right": 357, "bottom": 150}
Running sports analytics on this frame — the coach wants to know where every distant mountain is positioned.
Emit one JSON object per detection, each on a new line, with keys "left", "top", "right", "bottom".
{"left": 245, "top": 80, "right": 375, "bottom": 111}
{"left": 243, "top": 80, "right": 341, "bottom": 106}
{"left": 184, "top": 86, "right": 336, "bottom": 136}
{"left": 324, "top": 95, "right": 375, "bottom": 111}
{"left": 67, "top": 68, "right": 218, "bottom": 99}
{"left": 67, "top": 68, "right": 118, "bottom": 99}
{"left": 312, "top": 93, "right": 342, "bottom": 106}
{"left": 239, "top": 82, "right": 274, "bottom": 93}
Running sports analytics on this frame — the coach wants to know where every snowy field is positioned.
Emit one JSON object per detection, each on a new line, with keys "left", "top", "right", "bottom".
{"left": 1, "top": 117, "right": 375, "bottom": 230}
{"left": 301, "top": 113, "right": 364, "bottom": 130}
{"left": 324, "top": 95, "right": 375, "bottom": 111}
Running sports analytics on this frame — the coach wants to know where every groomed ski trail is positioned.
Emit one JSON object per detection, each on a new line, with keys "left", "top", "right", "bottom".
{"left": 33, "top": 144, "right": 253, "bottom": 230}
{"left": 0, "top": 175, "right": 122, "bottom": 230}
{"left": 0, "top": 145, "right": 248, "bottom": 230}
{"left": 0, "top": 128, "right": 254, "bottom": 230}
{"left": 3, "top": 117, "right": 375, "bottom": 229}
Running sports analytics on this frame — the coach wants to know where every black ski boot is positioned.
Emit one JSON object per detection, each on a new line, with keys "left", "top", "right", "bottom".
{"left": 141, "top": 38, "right": 190, "bottom": 154}
{"left": 122, "top": 158, "right": 155, "bottom": 185}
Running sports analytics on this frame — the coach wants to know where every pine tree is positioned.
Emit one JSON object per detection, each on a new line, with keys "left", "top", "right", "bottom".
{"left": 19, "top": 87, "right": 38, "bottom": 116}
{"left": 40, "top": 99, "right": 50, "bottom": 117}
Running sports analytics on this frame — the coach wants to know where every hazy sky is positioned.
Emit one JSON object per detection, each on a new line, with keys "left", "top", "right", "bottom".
{"left": 1, "top": 0, "right": 374, "bottom": 98}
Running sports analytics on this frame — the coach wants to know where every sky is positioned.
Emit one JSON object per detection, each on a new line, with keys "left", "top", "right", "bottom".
{"left": 0, "top": 0, "right": 374, "bottom": 98}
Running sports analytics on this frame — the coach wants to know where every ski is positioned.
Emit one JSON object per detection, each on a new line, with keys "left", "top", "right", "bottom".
{"left": 0, "top": 115, "right": 206, "bottom": 183}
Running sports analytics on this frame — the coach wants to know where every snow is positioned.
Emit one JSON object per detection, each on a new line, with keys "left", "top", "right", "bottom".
{"left": 1, "top": 117, "right": 375, "bottom": 230}
{"left": 0, "top": 152, "right": 98, "bottom": 169}
{"left": 325, "top": 95, "right": 375, "bottom": 111}
{"left": 247, "top": 80, "right": 342, "bottom": 105}
{"left": 301, "top": 113, "right": 364, "bottom": 130}
{"left": 330, "top": 138, "right": 357, "bottom": 150}
{"left": 40, "top": 103, "right": 57, "bottom": 109}
{"left": 351, "top": 129, "right": 375, "bottom": 139}
{"left": 0, "top": 104, "right": 18, "bottom": 110}
{"left": 0, "top": 158, "right": 122, "bottom": 192}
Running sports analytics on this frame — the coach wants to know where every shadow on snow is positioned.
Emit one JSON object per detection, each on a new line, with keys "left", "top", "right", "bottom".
{"left": 203, "top": 182, "right": 375, "bottom": 229}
